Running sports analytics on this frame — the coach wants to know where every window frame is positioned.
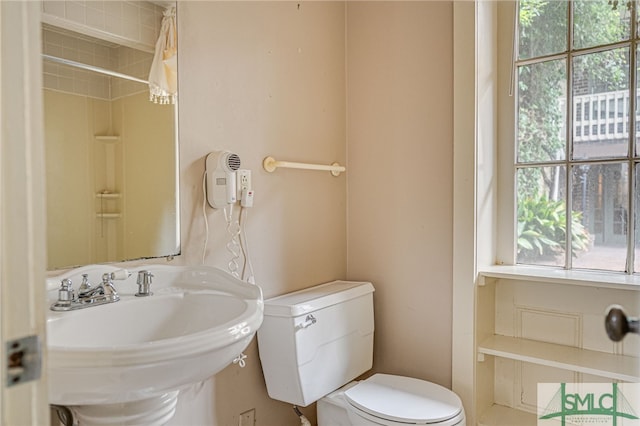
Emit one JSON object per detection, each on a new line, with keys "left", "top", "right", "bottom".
{"left": 500, "top": 0, "right": 640, "bottom": 274}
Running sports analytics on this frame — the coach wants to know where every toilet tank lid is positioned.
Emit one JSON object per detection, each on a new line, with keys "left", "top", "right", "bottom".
{"left": 263, "top": 281, "right": 374, "bottom": 317}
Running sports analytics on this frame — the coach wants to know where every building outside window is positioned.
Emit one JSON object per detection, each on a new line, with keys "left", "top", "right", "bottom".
{"left": 515, "top": 0, "right": 640, "bottom": 273}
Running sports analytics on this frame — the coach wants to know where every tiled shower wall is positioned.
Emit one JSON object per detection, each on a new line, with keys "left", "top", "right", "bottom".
{"left": 42, "top": 1, "right": 164, "bottom": 51}
{"left": 42, "top": 27, "right": 115, "bottom": 100}
{"left": 111, "top": 45, "right": 154, "bottom": 100}
{"left": 41, "top": 1, "right": 162, "bottom": 100}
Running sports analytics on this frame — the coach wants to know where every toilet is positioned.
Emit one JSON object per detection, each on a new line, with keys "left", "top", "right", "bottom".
{"left": 257, "top": 281, "right": 465, "bottom": 426}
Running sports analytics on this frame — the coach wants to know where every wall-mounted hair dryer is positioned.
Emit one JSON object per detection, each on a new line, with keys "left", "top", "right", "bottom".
{"left": 206, "top": 150, "right": 241, "bottom": 209}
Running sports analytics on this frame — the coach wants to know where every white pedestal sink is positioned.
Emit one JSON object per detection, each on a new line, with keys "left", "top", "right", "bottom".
{"left": 46, "top": 265, "right": 263, "bottom": 425}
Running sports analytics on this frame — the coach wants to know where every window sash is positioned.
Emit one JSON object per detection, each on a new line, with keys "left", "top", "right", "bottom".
{"left": 514, "top": 0, "right": 639, "bottom": 273}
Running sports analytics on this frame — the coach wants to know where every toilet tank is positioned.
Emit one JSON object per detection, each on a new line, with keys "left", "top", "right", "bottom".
{"left": 257, "top": 281, "right": 375, "bottom": 407}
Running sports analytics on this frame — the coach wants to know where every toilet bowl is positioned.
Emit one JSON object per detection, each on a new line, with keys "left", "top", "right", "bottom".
{"left": 257, "top": 281, "right": 466, "bottom": 426}
{"left": 318, "top": 374, "right": 465, "bottom": 426}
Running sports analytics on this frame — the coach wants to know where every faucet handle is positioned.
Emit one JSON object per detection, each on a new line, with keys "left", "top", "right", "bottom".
{"left": 135, "top": 270, "right": 154, "bottom": 297}
{"left": 78, "top": 274, "right": 92, "bottom": 292}
{"left": 101, "top": 270, "right": 129, "bottom": 299}
{"left": 57, "top": 279, "right": 75, "bottom": 304}
{"left": 108, "top": 269, "right": 131, "bottom": 281}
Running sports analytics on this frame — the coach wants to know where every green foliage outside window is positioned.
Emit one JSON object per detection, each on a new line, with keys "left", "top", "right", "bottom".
{"left": 517, "top": 193, "right": 591, "bottom": 261}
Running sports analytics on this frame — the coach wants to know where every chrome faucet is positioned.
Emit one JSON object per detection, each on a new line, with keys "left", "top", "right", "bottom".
{"left": 51, "top": 270, "right": 128, "bottom": 311}
{"left": 78, "top": 273, "right": 119, "bottom": 299}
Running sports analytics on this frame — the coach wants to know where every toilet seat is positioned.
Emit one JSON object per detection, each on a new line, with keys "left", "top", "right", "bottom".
{"left": 344, "top": 374, "right": 464, "bottom": 425}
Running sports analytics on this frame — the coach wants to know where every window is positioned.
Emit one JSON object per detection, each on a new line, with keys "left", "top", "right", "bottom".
{"left": 515, "top": 0, "right": 640, "bottom": 273}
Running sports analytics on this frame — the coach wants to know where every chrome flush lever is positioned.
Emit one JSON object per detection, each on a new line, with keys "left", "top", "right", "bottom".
{"left": 295, "top": 314, "right": 317, "bottom": 331}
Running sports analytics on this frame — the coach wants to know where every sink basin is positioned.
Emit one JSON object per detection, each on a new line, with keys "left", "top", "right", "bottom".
{"left": 46, "top": 264, "right": 263, "bottom": 423}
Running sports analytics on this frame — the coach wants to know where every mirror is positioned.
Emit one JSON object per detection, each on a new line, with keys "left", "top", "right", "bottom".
{"left": 42, "top": 3, "right": 179, "bottom": 270}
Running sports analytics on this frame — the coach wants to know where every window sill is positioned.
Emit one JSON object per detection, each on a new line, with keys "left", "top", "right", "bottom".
{"left": 478, "top": 265, "right": 640, "bottom": 291}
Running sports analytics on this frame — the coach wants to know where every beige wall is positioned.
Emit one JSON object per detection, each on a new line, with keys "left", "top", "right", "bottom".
{"left": 346, "top": 2, "right": 454, "bottom": 388}
{"left": 45, "top": 1, "right": 455, "bottom": 424}
{"left": 174, "top": 2, "right": 346, "bottom": 425}
{"left": 172, "top": 1, "right": 454, "bottom": 424}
